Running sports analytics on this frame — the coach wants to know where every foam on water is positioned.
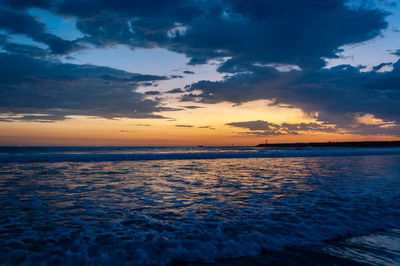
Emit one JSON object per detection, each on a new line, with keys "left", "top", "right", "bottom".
{"left": 0, "top": 148, "right": 400, "bottom": 265}
{"left": 323, "top": 229, "right": 400, "bottom": 265}
{"left": 1, "top": 146, "right": 400, "bottom": 163}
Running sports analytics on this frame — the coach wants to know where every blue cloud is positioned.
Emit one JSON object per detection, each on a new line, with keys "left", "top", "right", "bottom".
{"left": 0, "top": 53, "right": 171, "bottom": 121}
{"left": 0, "top": 0, "right": 397, "bottom": 133}
{"left": 187, "top": 60, "right": 400, "bottom": 132}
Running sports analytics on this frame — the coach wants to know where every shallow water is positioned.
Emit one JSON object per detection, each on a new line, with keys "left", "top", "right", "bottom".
{"left": 0, "top": 147, "right": 399, "bottom": 265}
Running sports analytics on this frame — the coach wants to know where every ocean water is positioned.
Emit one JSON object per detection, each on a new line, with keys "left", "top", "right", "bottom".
{"left": 0, "top": 146, "right": 400, "bottom": 265}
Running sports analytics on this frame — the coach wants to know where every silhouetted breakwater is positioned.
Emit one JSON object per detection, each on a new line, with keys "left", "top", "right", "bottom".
{"left": 257, "top": 141, "right": 400, "bottom": 148}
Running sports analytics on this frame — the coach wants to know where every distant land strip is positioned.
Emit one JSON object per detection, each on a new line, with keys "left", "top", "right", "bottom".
{"left": 257, "top": 141, "right": 400, "bottom": 148}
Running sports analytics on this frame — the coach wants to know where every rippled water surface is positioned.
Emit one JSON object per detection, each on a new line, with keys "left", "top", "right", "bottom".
{"left": 0, "top": 150, "right": 400, "bottom": 264}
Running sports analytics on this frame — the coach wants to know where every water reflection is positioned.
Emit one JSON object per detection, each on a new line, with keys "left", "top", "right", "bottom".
{"left": 0, "top": 155, "right": 399, "bottom": 264}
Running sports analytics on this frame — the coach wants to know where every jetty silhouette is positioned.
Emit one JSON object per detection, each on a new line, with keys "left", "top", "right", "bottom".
{"left": 257, "top": 141, "right": 400, "bottom": 148}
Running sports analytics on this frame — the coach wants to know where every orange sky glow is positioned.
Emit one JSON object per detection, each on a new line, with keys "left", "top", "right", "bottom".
{"left": 1, "top": 100, "right": 398, "bottom": 146}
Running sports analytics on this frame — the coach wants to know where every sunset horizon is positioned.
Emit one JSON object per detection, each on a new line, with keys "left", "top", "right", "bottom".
{"left": 1, "top": 1, "right": 400, "bottom": 265}
{"left": 1, "top": 0, "right": 400, "bottom": 145}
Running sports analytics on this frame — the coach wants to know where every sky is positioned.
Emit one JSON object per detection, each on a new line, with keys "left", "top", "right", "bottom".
{"left": 0, "top": 0, "right": 400, "bottom": 146}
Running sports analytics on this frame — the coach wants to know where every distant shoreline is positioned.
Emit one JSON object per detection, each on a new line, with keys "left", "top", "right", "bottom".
{"left": 257, "top": 141, "right": 400, "bottom": 148}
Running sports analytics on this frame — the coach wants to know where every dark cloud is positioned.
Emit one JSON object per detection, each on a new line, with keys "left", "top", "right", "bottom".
{"left": 188, "top": 61, "right": 400, "bottom": 133}
{"left": 169, "top": 75, "right": 184, "bottom": 79}
{"left": 226, "top": 120, "right": 337, "bottom": 136}
{"left": 140, "top": 82, "right": 156, "bottom": 87}
{"left": 0, "top": 7, "right": 82, "bottom": 55}
{"left": 372, "top": 62, "right": 393, "bottom": 71}
{"left": 183, "top": 70, "right": 195, "bottom": 74}
{"left": 2, "top": 0, "right": 387, "bottom": 70}
{"left": 0, "top": 0, "right": 397, "bottom": 134}
{"left": 0, "top": 0, "right": 389, "bottom": 72}
{"left": 56, "top": 0, "right": 201, "bottom": 21}
{"left": 0, "top": 52, "right": 168, "bottom": 85}
{"left": 0, "top": 53, "right": 170, "bottom": 122}
{"left": 171, "top": 0, "right": 387, "bottom": 70}
{"left": 0, "top": 114, "right": 68, "bottom": 123}
{"left": 0, "top": 0, "right": 52, "bottom": 9}
{"left": 180, "top": 93, "right": 201, "bottom": 102}
{"left": 175, "top": 124, "right": 193, "bottom": 127}
{"left": 133, "top": 123, "right": 151, "bottom": 127}
{"left": 349, "top": 123, "right": 400, "bottom": 136}
{"left": 182, "top": 105, "right": 203, "bottom": 109}
{"left": 101, "top": 74, "right": 167, "bottom": 82}
{"left": 0, "top": 35, "right": 48, "bottom": 57}
{"left": 227, "top": 120, "right": 400, "bottom": 136}
{"left": 166, "top": 88, "right": 184, "bottom": 94}
{"left": 144, "top": 91, "right": 161, "bottom": 95}
{"left": 392, "top": 49, "right": 400, "bottom": 57}
{"left": 227, "top": 120, "right": 278, "bottom": 131}
{"left": 198, "top": 125, "right": 215, "bottom": 130}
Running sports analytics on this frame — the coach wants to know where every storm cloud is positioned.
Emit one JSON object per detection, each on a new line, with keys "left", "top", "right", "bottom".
{"left": 166, "top": 88, "right": 184, "bottom": 94}
{"left": 0, "top": 0, "right": 388, "bottom": 67}
{"left": 226, "top": 120, "right": 337, "bottom": 136}
{"left": 0, "top": 53, "right": 170, "bottom": 121}
{"left": 188, "top": 60, "right": 400, "bottom": 134}
{"left": 0, "top": 7, "right": 82, "bottom": 55}
{"left": 0, "top": 0, "right": 398, "bottom": 134}
{"left": 227, "top": 119, "right": 400, "bottom": 137}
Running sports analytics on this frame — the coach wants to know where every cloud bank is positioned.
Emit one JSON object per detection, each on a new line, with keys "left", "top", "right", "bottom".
{"left": 0, "top": 53, "right": 170, "bottom": 121}
{"left": 0, "top": 0, "right": 398, "bottom": 136}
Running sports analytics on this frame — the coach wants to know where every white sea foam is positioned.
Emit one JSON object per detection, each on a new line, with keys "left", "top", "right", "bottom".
{"left": 1, "top": 147, "right": 400, "bottom": 163}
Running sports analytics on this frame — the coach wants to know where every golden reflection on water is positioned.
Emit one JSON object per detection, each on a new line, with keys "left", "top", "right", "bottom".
{"left": 0, "top": 156, "right": 395, "bottom": 219}
{"left": 0, "top": 155, "right": 400, "bottom": 264}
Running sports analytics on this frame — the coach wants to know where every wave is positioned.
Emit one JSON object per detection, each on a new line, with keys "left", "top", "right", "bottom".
{"left": 1, "top": 147, "right": 400, "bottom": 163}
{"left": 1, "top": 153, "right": 400, "bottom": 264}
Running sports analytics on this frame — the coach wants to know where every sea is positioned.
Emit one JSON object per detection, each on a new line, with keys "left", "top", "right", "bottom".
{"left": 0, "top": 146, "right": 399, "bottom": 265}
